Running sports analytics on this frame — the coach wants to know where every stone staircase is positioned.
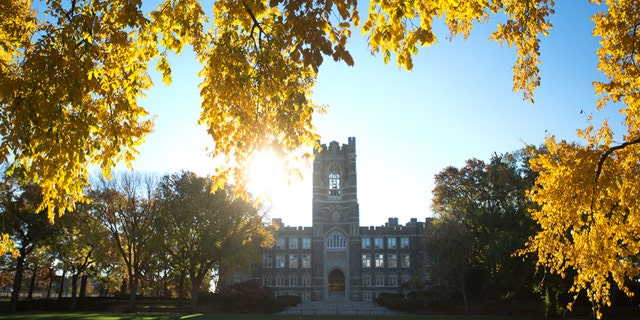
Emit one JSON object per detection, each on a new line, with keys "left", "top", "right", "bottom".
{"left": 279, "top": 298, "right": 401, "bottom": 316}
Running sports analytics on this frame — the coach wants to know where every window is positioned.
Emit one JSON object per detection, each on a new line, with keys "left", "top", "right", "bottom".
{"left": 374, "top": 237, "right": 384, "bottom": 249}
{"left": 326, "top": 230, "right": 347, "bottom": 248}
{"left": 302, "top": 292, "right": 311, "bottom": 301}
{"left": 275, "top": 274, "right": 285, "bottom": 286}
{"left": 263, "top": 274, "right": 272, "bottom": 286}
{"left": 363, "top": 291, "right": 372, "bottom": 301}
{"left": 329, "top": 172, "right": 341, "bottom": 196}
{"left": 401, "top": 274, "right": 411, "bottom": 284}
{"left": 388, "top": 254, "right": 398, "bottom": 268}
{"left": 389, "top": 274, "right": 398, "bottom": 287}
{"left": 275, "top": 238, "right": 286, "bottom": 249}
{"left": 401, "top": 253, "right": 410, "bottom": 268}
{"left": 362, "top": 274, "right": 372, "bottom": 286}
{"left": 276, "top": 254, "right": 285, "bottom": 268}
{"left": 302, "top": 254, "right": 311, "bottom": 268}
{"left": 375, "top": 274, "right": 385, "bottom": 286}
{"left": 362, "top": 254, "right": 371, "bottom": 268}
{"left": 387, "top": 237, "right": 397, "bottom": 249}
{"left": 289, "top": 237, "right": 298, "bottom": 249}
{"left": 302, "top": 238, "right": 311, "bottom": 249}
{"left": 263, "top": 254, "right": 272, "bottom": 268}
{"left": 289, "top": 275, "right": 298, "bottom": 287}
{"left": 302, "top": 274, "right": 311, "bottom": 287}
{"left": 289, "top": 254, "right": 298, "bottom": 268}
{"left": 361, "top": 238, "right": 371, "bottom": 249}
{"left": 400, "top": 237, "right": 410, "bottom": 249}
{"left": 375, "top": 254, "right": 384, "bottom": 268}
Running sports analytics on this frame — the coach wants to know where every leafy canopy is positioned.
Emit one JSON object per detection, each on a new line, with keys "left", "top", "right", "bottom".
{"left": 517, "top": 1, "right": 640, "bottom": 318}
{"left": 2, "top": 2, "right": 640, "bottom": 316}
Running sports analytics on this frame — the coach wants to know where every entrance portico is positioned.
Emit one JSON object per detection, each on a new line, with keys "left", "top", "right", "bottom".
{"left": 328, "top": 269, "right": 345, "bottom": 299}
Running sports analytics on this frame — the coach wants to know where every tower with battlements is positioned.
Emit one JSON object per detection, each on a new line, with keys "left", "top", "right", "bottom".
{"left": 246, "top": 137, "right": 428, "bottom": 302}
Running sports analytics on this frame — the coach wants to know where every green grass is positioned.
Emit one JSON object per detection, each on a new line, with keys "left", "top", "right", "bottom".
{"left": 0, "top": 313, "right": 552, "bottom": 320}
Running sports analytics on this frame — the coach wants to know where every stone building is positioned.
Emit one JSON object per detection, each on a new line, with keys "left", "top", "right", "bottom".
{"left": 251, "top": 137, "right": 429, "bottom": 301}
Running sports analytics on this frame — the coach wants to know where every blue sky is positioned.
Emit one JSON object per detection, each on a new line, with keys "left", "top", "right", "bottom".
{"left": 129, "top": 1, "right": 626, "bottom": 227}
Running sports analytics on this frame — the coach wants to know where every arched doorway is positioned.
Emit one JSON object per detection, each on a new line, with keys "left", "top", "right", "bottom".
{"left": 328, "top": 269, "right": 345, "bottom": 299}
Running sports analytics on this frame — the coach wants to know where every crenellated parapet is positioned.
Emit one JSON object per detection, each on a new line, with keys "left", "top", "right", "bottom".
{"left": 249, "top": 137, "right": 430, "bottom": 303}
{"left": 315, "top": 136, "right": 356, "bottom": 157}
{"left": 359, "top": 217, "right": 427, "bottom": 235}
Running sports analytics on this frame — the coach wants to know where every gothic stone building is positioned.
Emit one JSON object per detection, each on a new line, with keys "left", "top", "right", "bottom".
{"left": 251, "top": 137, "right": 428, "bottom": 302}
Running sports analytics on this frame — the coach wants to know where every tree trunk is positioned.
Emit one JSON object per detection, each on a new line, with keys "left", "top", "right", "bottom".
{"left": 58, "top": 269, "right": 66, "bottom": 298}
{"left": 79, "top": 274, "right": 87, "bottom": 298}
{"left": 127, "top": 274, "right": 138, "bottom": 313}
{"left": 176, "top": 271, "right": 185, "bottom": 308}
{"left": 459, "top": 271, "right": 469, "bottom": 313}
{"left": 70, "top": 273, "right": 78, "bottom": 311}
{"left": 163, "top": 269, "right": 168, "bottom": 298}
{"left": 190, "top": 276, "right": 203, "bottom": 313}
{"left": 9, "top": 255, "right": 25, "bottom": 312}
{"left": 27, "top": 263, "right": 37, "bottom": 300}
{"left": 46, "top": 268, "right": 54, "bottom": 299}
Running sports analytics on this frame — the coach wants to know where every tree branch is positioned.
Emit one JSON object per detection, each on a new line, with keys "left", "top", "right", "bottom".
{"left": 595, "top": 136, "right": 640, "bottom": 183}
{"left": 591, "top": 136, "right": 640, "bottom": 213}
{"left": 243, "top": 1, "right": 265, "bottom": 53}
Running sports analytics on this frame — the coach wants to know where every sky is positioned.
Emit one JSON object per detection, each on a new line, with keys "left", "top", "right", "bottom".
{"left": 128, "top": 1, "right": 626, "bottom": 227}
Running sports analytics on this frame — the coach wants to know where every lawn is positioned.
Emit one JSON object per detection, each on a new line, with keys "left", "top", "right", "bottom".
{"left": 0, "top": 313, "right": 552, "bottom": 320}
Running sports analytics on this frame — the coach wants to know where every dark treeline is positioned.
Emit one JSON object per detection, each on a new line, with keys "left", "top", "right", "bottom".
{"left": 379, "top": 147, "right": 639, "bottom": 318}
{"left": 3, "top": 150, "right": 640, "bottom": 317}
{"left": 0, "top": 170, "right": 272, "bottom": 313}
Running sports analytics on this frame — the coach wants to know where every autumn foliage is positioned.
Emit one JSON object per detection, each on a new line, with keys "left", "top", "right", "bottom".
{"left": 2, "top": 1, "right": 640, "bottom": 317}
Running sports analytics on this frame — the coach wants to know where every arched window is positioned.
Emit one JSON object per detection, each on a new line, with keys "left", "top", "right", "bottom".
{"left": 362, "top": 274, "right": 372, "bottom": 286}
{"left": 328, "top": 172, "right": 341, "bottom": 196}
{"left": 302, "top": 274, "right": 311, "bottom": 287}
{"left": 326, "top": 230, "right": 347, "bottom": 248}
{"left": 263, "top": 274, "right": 272, "bottom": 286}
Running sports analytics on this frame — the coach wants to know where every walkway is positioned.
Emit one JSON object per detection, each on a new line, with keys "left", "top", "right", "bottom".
{"left": 279, "top": 298, "right": 401, "bottom": 316}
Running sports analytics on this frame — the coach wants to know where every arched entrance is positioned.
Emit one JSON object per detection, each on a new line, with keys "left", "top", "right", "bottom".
{"left": 328, "top": 269, "right": 345, "bottom": 299}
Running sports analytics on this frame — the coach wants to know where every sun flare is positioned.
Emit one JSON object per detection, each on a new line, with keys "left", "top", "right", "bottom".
{"left": 247, "top": 150, "right": 288, "bottom": 201}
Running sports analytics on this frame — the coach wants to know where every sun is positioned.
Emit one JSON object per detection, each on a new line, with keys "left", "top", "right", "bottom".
{"left": 247, "top": 150, "right": 287, "bottom": 201}
{"left": 246, "top": 148, "right": 312, "bottom": 225}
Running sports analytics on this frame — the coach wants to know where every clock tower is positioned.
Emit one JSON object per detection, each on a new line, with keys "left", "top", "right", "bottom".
{"left": 310, "top": 137, "right": 361, "bottom": 300}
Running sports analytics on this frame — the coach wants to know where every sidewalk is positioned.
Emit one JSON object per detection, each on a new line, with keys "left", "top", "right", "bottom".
{"left": 279, "top": 299, "right": 401, "bottom": 316}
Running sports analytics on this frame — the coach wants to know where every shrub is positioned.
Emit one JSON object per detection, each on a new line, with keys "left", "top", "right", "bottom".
{"left": 200, "top": 280, "right": 289, "bottom": 313}
{"left": 274, "top": 294, "right": 301, "bottom": 310}
{"left": 375, "top": 292, "right": 406, "bottom": 311}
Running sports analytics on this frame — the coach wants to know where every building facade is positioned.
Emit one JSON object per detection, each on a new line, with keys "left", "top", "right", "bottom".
{"left": 252, "top": 137, "right": 428, "bottom": 301}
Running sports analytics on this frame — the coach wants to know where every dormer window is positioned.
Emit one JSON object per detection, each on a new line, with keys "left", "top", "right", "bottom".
{"left": 328, "top": 172, "right": 341, "bottom": 196}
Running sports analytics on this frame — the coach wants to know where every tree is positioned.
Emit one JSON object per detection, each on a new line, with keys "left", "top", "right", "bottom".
{"left": 2, "top": 2, "right": 639, "bottom": 316}
{"left": 54, "top": 203, "right": 106, "bottom": 310}
{"left": 0, "top": 176, "right": 61, "bottom": 312}
{"left": 0, "top": 0, "right": 553, "bottom": 226}
{"left": 521, "top": 125, "right": 640, "bottom": 318}
{"left": 87, "top": 172, "right": 159, "bottom": 312}
{"left": 424, "top": 215, "right": 474, "bottom": 311}
{"left": 430, "top": 150, "right": 538, "bottom": 303}
{"left": 155, "top": 171, "right": 272, "bottom": 313}
{"left": 517, "top": 2, "right": 640, "bottom": 313}
{"left": 23, "top": 246, "right": 54, "bottom": 300}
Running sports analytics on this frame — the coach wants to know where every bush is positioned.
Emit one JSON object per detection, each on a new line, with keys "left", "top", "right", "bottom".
{"left": 199, "top": 280, "right": 289, "bottom": 313}
{"left": 375, "top": 286, "right": 457, "bottom": 314}
{"left": 274, "top": 294, "right": 301, "bottom": 310}
{"left": 375, "top": 292, "right": 406, "bottom": 311}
